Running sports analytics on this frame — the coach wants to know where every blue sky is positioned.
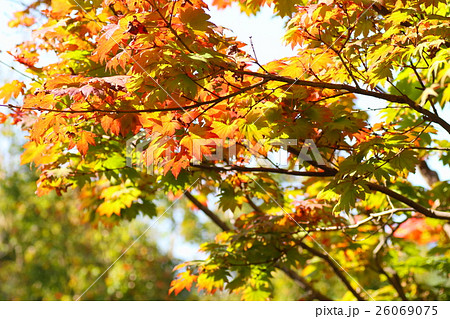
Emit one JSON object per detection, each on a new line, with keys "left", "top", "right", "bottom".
{"left": 204, "top": 0, "right": 296, "bottom": 63}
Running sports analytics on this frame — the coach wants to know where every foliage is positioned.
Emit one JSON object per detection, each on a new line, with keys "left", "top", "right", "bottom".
{"left": 0, "top": 0, "right": 449, "bottom": 300}
{"left": 0, "top": 165, "right": 191, "bottom": 300}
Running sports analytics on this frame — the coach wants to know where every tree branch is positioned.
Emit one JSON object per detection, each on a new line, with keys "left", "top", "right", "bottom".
{"left": 304, "top": 208, "right": 413, "bottom": 232}
{"left": 277, "top": 266, "right": 333, "bottom": 301}
{"left": 286, "top": 145, "right": 338, "bottom": 174}
{"left": 154, "top": 7, "right": 194, "bottom": 54}
{"left": 191, "top": 164, "right": 336, "bottom": 177}
{"left": 245, "top": 195, "right": 264, "bottom": 213}
{"left": 193, "top": 162, "right": 450, "bottom": 221}
{"left": 184, "top": 191, "right": 230, "bottom": 231}
{"left": 297, "top": 241, "right": 366, "bottom": 301}
{"left": 185, "top": 191, "right": 332, "bottom": 300}
{"left": 0, "top": 80, "right": 267, "bottom": 115}
{"left": 234, "top": 69, "right": 450, "bottom": 135}
{"left": 373, "top": 233, "right": 408, "bottom": 300}
{"left": 367, "top": 183, "right": 450, "bottom": 220}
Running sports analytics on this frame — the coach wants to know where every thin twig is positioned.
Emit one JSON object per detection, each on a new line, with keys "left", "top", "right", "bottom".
{"left": 249, "top": 36, "right": 269, "bottom": 74}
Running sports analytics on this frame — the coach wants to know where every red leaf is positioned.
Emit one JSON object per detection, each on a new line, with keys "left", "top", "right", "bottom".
{"left": 394, "top": 218, "right": 442, "bottom": 244}
{"left": 0, "top": 112, "right": 8, "bottom": 124}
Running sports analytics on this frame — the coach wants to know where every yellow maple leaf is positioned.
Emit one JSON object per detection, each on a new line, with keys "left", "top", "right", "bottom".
{"left": 0, "top": 80, "right": 25, "bottom": 103}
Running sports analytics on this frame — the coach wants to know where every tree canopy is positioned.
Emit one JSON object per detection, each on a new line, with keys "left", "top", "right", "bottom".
{"left": 0, "top": 0, "right": 449, "bottom": 300}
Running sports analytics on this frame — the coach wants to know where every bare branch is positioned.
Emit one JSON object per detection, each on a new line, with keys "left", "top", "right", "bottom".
{"left": 305, "top": 208, "right": 414, "bottom": 232}
{"left": 249, "top": 36, "right": 269, "bottom": 74}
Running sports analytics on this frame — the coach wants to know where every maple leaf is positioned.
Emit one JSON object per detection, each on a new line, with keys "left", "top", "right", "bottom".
{"left": 8, "top": 11, "right": 35, "bottom": 28}
{"left": 30, "top": 115, "right": 56, "bottom": 142}
{"left": 76, "top": 131, "right": 96, "bottom": 156}
{"left": 91, "top": 23, "right": 128, "bottom": 64}
{"left": 32, "top": 19, "right": 67, "bottom": 38}
{"left": 0, "top": 80, "right": 25, "bottom": 102}
{"left": 45, "top": 75, "right": 84, "bottom": 90}
{"left": 8, "top": 50, "right": 39, "bottom": 67}
{"left": 21, "top": 141, "right": 59, "bottom": 166}
{"left": 169, "top": 270, "right": 198, "bottom": 295}
{"left": 196, "top": 272, "right": 226, "bottom": 294}
{"left": 189, "top": 124, "right": 218, "bottom": 139}
{"left": 125, "top": 16, "right": 148, "bottom": 35}
{"left": 24, "top": 93, "right": 57, "bottom": 110}
{"left": 212, "top": 0, "right": 232, "bottom": 9}
{"left": 0, "top": 113, "right": 7, "bottom": 124}
{"left": 93, "top": 75, "right": 131, "bottom": 90}
{"left": 179, "top": 6, "right": 212, "bottom": 31}
{"left": 106, "top": 50, "right": 129, "bottom": 72}
{"left": 171, "top": 155, "right": 191, "bottom": 179}
{"left": 100, "top": 115, "right": 116, "bottom": 134}
{"left": 49, "top": 75, "right": 130, "bottom": 99}
{"left": 211, "top": 121, "right": 238, "bottom": 139}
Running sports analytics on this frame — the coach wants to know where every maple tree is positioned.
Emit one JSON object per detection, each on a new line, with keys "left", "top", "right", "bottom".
{"left": 1, "top": 0, "right": 449, "bottom": 300}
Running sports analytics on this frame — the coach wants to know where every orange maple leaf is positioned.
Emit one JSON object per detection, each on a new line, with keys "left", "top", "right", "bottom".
{"left": 77, "top": 131, "right": 96, "bottom": 155}
{"left": 169, "top": 271, "right": 198, "bottom": 295}
{"left": 0, "top": 113, "right": 7, "bottom": 124}
{"left": 0, "top": 80, "right": 25, "bottom": 103}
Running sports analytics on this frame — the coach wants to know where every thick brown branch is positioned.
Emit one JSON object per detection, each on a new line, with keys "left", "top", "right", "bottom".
{"left": 418, "top": 160, "right": 440, "bottom": 187}
{"left": 235, "top": 70, "right": 450, "bottom": 135}
{"left": 193, "top": 162, "right": 450, "bottom": 220}
{"left": 235, "top": 69, "right": 410, "bottom": 103}
{"left": 245, "top": 195, "right": 264, "bottom": 214}
{"left": 191, "top": 164, "right": 336, "bottom": 177}
{"left": 367, "top": 183, "right": 450, "bottom": 220}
